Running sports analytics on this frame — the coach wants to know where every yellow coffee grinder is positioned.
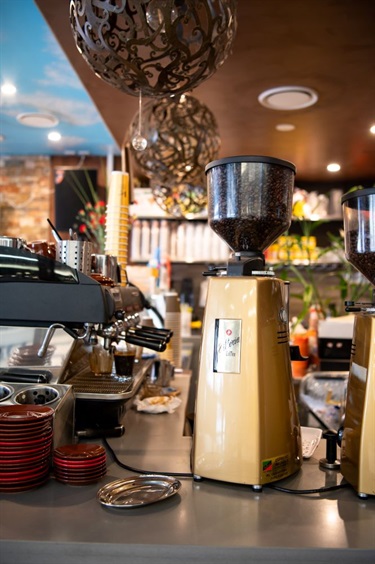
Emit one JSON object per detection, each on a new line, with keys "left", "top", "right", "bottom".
{"left": 340, "top": 187, "right": 375, "bottom": 498}
{"left": 192, "top": 156, "right": 302, "bottom": 490}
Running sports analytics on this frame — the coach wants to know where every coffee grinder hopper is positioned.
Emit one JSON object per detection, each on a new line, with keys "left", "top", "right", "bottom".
{"left": 205, "top": 156, "right": 296, "bottom": 274}
{"left": 342, "top": 187, "right": 375, "bottom": 289}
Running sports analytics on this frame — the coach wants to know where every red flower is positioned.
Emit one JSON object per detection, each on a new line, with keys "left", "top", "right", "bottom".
{"left": 78, "top": 224, "right": 87, "bottom": 234}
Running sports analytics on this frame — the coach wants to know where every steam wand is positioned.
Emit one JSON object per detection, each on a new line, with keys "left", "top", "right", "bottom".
{"left": 38, "top": 323, "right": 88, "bottom": 358}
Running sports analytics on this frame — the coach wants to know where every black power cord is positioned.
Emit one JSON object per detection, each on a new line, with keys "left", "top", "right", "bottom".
{"left": 102, "top": 436, "right": 351, "bottom": 493}
{"left": 102, "top": 435, "right": 194, "bottom": 479}
{"left": 267, "top": 482, "right": 351, "bottom": 495}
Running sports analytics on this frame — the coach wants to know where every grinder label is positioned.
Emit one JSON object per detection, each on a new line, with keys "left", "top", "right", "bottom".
{"left": 262, "top": 454, "right": 290, "bottom": 482}
{"left": 213, "top": 319, "right": 241, "bottom": 373}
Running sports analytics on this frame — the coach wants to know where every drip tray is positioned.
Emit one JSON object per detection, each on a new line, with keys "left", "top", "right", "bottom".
{"left": 65, "top": 358, "right": 154, "bottom": 401}
{"left": 68, "top": 373, "right": 133, "bottom": 395}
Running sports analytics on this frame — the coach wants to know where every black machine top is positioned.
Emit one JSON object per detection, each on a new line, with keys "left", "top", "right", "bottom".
{"left": 205, "top": 155, "right": 297, "bottom": 175}
{"left": 0, "top": 246, "right": 78, "bottom": 283}
{"left": 341, "top": 186, "right": 375, "bottom": 206}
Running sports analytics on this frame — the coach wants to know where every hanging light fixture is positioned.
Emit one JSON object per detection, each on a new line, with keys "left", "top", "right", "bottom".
{"left": 128, "top": 94, "right": 221, "bottom": 185}
{"left": 151, "top": 180, "right": 207, "bottom": 218}
{"left": 69, "top": 0, "right": 238, "bottom": 98}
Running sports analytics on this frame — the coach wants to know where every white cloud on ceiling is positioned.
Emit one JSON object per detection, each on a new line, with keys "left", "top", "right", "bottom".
{"left": 39, "top": 29, "right": 83, "bottom": 90}
{"left": 39, "top": 61, "right": 83, "bottom": 90}
{"left": 1, "top": 92, "right": 102, "bottom": 126}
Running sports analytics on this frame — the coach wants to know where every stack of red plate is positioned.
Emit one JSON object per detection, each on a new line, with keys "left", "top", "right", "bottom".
{"left": 0, "top": 405, "right": 54, "bottom": 492}
{"left": 53, "top": 444, "right": 107, "bottom": 485}
{"left": 8, "top": 344, "right": 55, "bottom": 366}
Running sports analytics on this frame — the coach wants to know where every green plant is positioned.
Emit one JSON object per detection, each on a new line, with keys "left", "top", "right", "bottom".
{"left": 325, "top": 232, "right": 372, "bottom": 305}
{"left": 277, "top": 222, "right": 372, "bottom": 331}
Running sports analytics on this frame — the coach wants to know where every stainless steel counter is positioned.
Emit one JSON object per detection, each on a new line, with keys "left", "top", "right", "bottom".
{"left": 1, "top": 373, "right": 374, "bottom": 564}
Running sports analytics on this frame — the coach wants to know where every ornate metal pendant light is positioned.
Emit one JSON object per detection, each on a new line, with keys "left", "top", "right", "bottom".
{"left": 70, "top": 0, "right": 238, "bottom": 98}
{"left": 128, "top": 93, "right": 220, "bottom": 185}
{"left": 151, "top": 181, "right": 207, "bottom": 217}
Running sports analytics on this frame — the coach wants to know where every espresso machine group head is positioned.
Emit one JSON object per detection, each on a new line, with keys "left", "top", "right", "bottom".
{"left": 192, "top": 156, "right": 302, "bottom": 489}
{"left": 340, "top": 187, "right": 375, "bottom": 498}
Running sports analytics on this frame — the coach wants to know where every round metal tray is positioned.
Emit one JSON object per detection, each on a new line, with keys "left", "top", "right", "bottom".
{"left": 97, "top": 474, "right": 181, "bottom": 508}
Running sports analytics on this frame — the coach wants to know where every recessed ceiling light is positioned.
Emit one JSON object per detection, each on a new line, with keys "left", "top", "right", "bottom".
{"left": 1, "top": 83, "right": 17, "bottom": 96}
{"left": 275, "top": 123, "right": 296, "bottom": 132}
{"left": 258, "top": 86, "right": 318, "bottom": 110}
{"left": 370, "top": 124, "right": 375, "bottom": 134}
{"left": 17, "top": 112, "right": 59, "bottom": 128}
{"left": 48, "top": 131, "right": 62, "bottom": 142}
{"left": 327, "top": 163, "right": 341, "bottom": 172}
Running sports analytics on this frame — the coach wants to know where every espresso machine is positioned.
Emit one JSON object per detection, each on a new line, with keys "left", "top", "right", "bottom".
{"left": 192, "top": 156, "right": 302, "bottom": 489}
{"left": 340, "top": 187, "right": 375, "bottom": 498}
{"left": 0, "top": 244, "right": 172, "bottom": 436}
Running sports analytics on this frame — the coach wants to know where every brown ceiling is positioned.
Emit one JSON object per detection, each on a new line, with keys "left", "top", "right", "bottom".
{"left": 35, "top": 0, "right": 375, "bottom": 185}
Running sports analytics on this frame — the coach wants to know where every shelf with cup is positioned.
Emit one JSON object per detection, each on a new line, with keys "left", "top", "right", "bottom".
{"left": 128, "top": 218, "right": 344, "bottom": 266}
{"left": 129, "top": 216, "right": 230, "bottom": 265}
{"left": 128, "top": 185, "right": 347, "bottom": 265}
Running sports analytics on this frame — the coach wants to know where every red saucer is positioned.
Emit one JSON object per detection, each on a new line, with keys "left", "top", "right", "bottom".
{"left": 0, "top": 405, "right": 54, "bottom": 423}
{"left": 53, "top": 454, "right": 106, "bottom": 470}
{"left": 53, "top": 443, "right": 105, "bottom": 460}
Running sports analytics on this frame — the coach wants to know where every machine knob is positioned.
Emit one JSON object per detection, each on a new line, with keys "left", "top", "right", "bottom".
{"left": 319, "top": 429, "right": 340, "bottom": 470}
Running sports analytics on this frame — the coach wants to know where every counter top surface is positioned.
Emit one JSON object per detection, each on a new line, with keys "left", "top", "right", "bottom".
{"left": 1, "top": 373, "right": 374, "bottom": 564}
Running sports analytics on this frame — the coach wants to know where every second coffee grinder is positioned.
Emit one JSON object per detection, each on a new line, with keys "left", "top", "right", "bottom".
{"left": 192, "top": 156, "right": 302, "bottom": 489}
{"left": 340, "top": 187, "right": 375, "bottom": 498}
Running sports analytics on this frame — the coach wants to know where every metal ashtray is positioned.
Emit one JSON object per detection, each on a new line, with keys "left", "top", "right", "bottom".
{"left": 97, "top": 474, "right": 181, "bottom": 508}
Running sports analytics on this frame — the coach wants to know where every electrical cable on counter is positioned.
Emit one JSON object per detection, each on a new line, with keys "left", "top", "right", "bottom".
{"left": 102, "top": 435, "right": 194, "bottom": 479}
{"left": 102, "top": 436, "right": 352, "bottom": 494}
{"left": 267, "top": 481, "right": 351, "bottom": 495}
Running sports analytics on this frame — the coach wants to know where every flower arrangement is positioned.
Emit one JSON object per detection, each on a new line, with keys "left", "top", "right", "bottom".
{"left": 75, "top": 199, "right": 106, "bottom": 253}
{"left": 65, "top": 168, "right": 107, "bottom": 253}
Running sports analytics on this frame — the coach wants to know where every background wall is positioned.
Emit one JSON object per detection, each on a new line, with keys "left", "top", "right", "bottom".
{"left": 0, "top": 156, "right": 52, "bottom": 242}
{"left": 0, "top": 155, "right": 109, "bottom": 242}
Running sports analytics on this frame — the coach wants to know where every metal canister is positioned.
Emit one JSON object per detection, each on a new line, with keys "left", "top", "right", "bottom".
{"left": 0, "top": 236, "right": 27, "bottom": 248}
{"left": 91, "top": 253, "right": 120, "bottom": 283}
{"left": 57, "top": 240, "right": 93, "bottom": 275}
